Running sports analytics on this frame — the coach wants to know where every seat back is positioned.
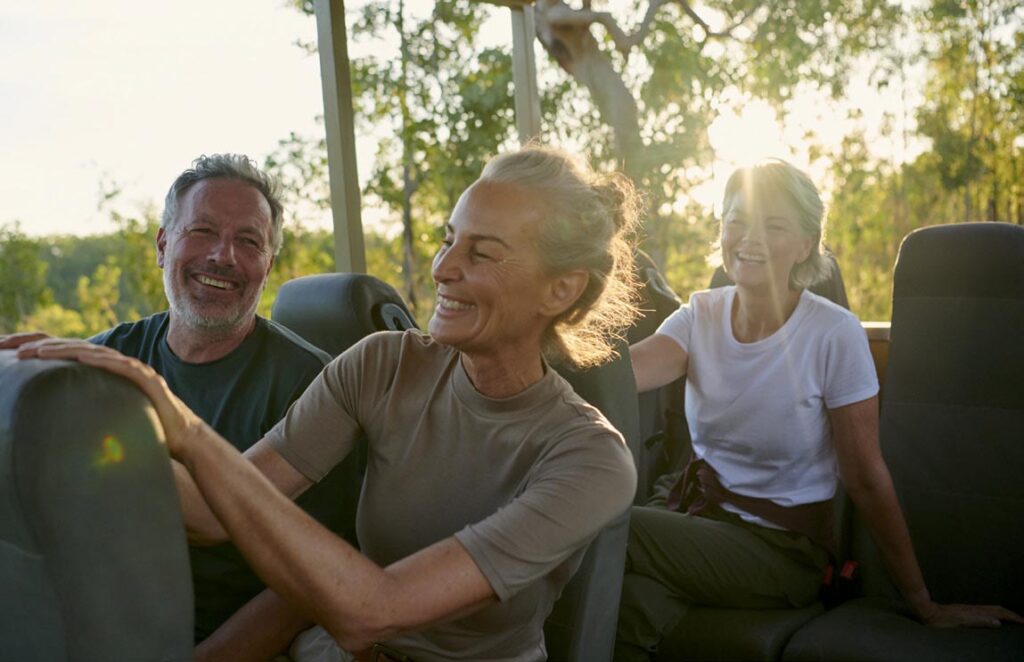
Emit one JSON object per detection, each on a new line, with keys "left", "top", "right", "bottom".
{"left": 545, "top": 342, "right": 641, "bottom": 662}
{"left": 0, "top": 352, "right": 193, "bottom": 661}
{"left": 850, "top": 223, "right": 1024, "bottom": 611}
{"left": 271, "top": 273, "right": 418, "bottom": 554}
{"left": 270, "top": 273, "right": 417, "bottom": 356}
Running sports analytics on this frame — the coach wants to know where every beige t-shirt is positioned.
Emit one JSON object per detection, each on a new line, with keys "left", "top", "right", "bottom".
{"left": 265, "top": 330, "right": 636, "bottom": 661}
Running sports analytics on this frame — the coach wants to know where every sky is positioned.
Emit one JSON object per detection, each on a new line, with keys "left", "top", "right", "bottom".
{"left": 2, "top": 1, "right": 913, "bottom": 238}
{"left": 1, "top": 1, "right": 328, "bottom": 237}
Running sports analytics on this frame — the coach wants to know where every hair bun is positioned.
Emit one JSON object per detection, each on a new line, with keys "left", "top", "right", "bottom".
{"left": 595, "top": 172, "right": 641, "bottom": 235}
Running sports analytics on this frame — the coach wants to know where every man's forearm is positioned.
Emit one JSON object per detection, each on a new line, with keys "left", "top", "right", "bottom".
{"left": 172, "top": 460, "right": 228, "bottom": 544}
{"left": 195, "top": 588, "right": 312, "bottom": 662}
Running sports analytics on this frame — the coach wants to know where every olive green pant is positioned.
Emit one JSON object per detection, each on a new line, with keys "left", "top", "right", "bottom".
{"left": 614, "top": 477, "right": 829, "bottom": 662}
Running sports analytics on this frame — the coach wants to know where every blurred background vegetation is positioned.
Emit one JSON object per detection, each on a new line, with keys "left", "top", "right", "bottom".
{"left": 2, "top": 0, "right": 1021, "bottom": 336}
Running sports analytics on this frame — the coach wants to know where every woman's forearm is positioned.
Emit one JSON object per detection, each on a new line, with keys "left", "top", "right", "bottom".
{"left": 180, "top": 433, "right": 397, "bottom": 650}
{"left": 845, "top": 470, "right": 932, "bottom": 616}
{"left": 831, "top": 398, "right": 933, "bottom": 617}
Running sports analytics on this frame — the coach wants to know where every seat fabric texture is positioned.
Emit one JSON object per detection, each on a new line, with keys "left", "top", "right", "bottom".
{"left": 657, "top": 604, "right": 824, "bottom": 662}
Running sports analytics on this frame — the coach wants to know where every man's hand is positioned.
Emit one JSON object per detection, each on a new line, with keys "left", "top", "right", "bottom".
{"left": 15, "top": 338, "right": 207, "bottom": 459}
{"left": 0, "top": 332, "right": 51, "bottom": 349}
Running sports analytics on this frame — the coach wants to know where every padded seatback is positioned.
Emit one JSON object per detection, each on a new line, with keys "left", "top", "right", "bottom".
{"left": 545, "top": 342, "right": 641, "bottom": 662}
{"left": 270, "top": 273, "right": 417, "bottom": 356}
{"left": 270, "top": 273, "right": 418, "bottom": 556}
{"left": 0, "top": 351, "right": 193, "bottom": 661}
{"left": 851, "top": 223, "right": 1024, "bottom": 610}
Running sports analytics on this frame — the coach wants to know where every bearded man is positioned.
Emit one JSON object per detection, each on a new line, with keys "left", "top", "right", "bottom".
{"left": 3, "top": 154, "right": 353, "bottom": 652}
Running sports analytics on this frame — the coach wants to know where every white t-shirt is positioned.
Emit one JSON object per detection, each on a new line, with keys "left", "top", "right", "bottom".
{"left": 656, "top": 286, "right": 878, "bottom": 526}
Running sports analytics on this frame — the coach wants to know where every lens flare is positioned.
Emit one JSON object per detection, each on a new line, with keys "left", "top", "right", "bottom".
{"left": 96, "top": 435, "right": 125, "bottom": 466}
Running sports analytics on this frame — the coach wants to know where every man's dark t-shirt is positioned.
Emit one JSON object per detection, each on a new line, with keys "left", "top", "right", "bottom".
{"left": 91, "top": 312, "right": 359, "bottom": 641}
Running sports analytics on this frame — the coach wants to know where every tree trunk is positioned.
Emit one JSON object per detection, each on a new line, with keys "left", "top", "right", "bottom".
{"left": 533, "top": 0, "right": 643, "bottom": 180}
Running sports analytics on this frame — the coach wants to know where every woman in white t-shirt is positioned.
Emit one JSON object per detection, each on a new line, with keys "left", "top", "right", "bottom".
{"left": 614, "top": 159, "right": 1021, "bottom": 661}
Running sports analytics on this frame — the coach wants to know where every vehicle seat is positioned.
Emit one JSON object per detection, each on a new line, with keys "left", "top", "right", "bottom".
{"left": 546, "top": 341, "right": 641, "bottom": 662}
{"left": 0, "top": 351, "right": 193, "bottom": 661}
{"left": 784, "top": 222, "right": 1024, "bottom": 660}
{"left": 629, "top": 251, "right": 686, "bottom": 505}
{"left": 271, "top": 273, "right": 418, "bottom": 553}
{"left": 271, "top": 272, "right": 418, "bottom": 357}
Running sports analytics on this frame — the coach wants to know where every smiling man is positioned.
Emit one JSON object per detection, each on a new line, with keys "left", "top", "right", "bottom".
{"left": 0, "top": 155, "right": 353, "bottom": 652}
{"left": 85, "top": 155, "right": 344, "bottom": 649}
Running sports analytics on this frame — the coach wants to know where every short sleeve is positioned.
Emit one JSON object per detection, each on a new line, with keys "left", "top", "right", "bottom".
{"left": 822, "top": 314, "right": 880, "bottom": 409}
{"left": 655, "top": 296, "right": 696, "bottom": 354}
{"left": 454, "top": 427, "right": 635, "bottom": 602}
{"left": 264, "top": 336, "right": 377, "bottom": 481}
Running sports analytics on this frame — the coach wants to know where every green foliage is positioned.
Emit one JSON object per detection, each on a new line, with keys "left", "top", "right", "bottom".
{"left": 0, "top": 224, "right": 50, "bottom": 334}
{"left": 17, "top": 304, "right": 87, "bottom": 338}
{"left": 76, "top": 260, "right": 124, "bottom": 334}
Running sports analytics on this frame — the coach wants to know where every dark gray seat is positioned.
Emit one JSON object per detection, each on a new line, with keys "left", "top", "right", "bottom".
{"left": 0, "top": 351, "right": 193, "bottom": 661}
{"left": 271, "top": 272, "right": 418, "bottom": 356}
{"left": 271, "top": 272, "right": 419, "bottom": 554}
{"left": 784, "top": 222, "right": 1024, "bottom": 660}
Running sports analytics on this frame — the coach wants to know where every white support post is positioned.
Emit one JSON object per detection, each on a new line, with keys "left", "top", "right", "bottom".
{"left": 510, "top": 5, "right": 542, "bottom": 145}
{"left": 314, "top": 0, "right": 366, "bottom": 273}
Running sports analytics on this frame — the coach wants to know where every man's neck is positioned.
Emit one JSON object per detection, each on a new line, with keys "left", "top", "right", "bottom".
{"left": 165, "top": 314, "right": 257, "bottom": 363}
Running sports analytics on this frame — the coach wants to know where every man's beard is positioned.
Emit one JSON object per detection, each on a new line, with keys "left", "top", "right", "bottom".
{"left": 164, "top": 269, "right": 261, "bottom": 333}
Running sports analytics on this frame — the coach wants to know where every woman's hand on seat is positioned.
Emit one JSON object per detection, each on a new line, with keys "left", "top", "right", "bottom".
{"left": 916, "top": 599, "right": 1024, "bottom": 628}
{"left": 15, "top": 338, "right": 206, "bottom": 458}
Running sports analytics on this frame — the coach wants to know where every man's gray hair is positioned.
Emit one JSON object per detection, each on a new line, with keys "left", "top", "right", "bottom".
{"left": 162, "top": 154, "right": 285, "bottom": 254}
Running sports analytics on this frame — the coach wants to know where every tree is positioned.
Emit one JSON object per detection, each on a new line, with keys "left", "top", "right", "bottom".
{"left": 0, "top": 224, "right": 50, "bottom": 334}
{"left": 275, "top": 0, "right": 519, "bottom": 321}
{"left": 531, "top": 1, "right": 901, "bottom": 236}
{"left": 912, "top": 0, "right": 1024, "bottom": 223}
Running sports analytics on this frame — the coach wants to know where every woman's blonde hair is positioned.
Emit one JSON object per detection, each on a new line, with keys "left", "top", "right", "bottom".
{"left": 480, "top": 145, "right": 642, "bottom": 369}
{"left": 708, "top": 158, "right": 832, "bottom": 290}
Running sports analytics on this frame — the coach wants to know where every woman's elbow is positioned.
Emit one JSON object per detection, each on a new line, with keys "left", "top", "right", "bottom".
{"left": 323, "top": 609, "right": 397, "bottom": 653}
{"left": 318, "top": 584, "right": 402, "bottom": 651}
{"left": 839, "top": 461, "right": 894, "bottom": 503}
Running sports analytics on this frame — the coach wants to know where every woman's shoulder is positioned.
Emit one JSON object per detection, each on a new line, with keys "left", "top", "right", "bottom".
{"left": 663, "top": 286, "right": 730, "bottom": 322}
{"left": 347, "top": 328, "right": 447, "bottom": 356}
{"left": 546, "top": 373, "right": 631, "bottom": 454}
{"left": 329, "top": 329, "right": 451, "bottom": 376}
{"left": 799, "top": 290, "right": 863, "bottom": 332}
